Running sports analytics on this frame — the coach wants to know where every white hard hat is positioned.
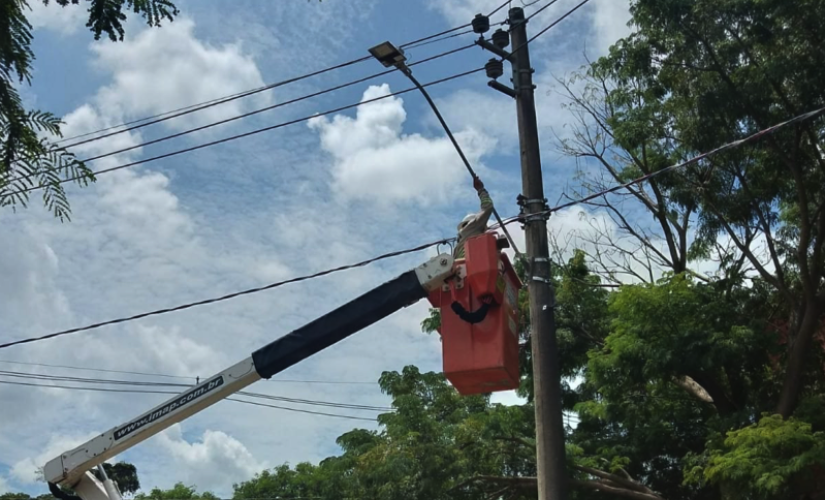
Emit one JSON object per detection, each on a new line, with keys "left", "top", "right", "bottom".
{"left": 458, "top": 213, "right": 475, "bottom": 230}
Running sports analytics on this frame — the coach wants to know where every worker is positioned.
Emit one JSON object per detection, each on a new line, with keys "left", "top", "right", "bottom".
{"left": 454, "top": 176, "right": 493, "bottom": 260}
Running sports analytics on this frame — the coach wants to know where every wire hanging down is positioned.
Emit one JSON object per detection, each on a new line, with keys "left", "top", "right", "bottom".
{"left": 0, "top": 237, "right": 453, "bottom": 350}
{"left": 9, "top": 67, "right": 485, "bottom": 198}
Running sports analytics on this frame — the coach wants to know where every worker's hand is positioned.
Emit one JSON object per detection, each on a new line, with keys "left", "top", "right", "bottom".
{"left": 473, "top": 176, "right": 485, "bottom": 191}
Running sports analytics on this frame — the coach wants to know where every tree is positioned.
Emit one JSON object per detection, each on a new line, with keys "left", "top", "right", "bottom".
{"left": 561, "top": 0, "right": 825, "bottom": 418}
{"left": 134, "top": 483, "right": 218, "bottom": 500}
{"left": 0, "top": 0, "right": 178, "bottom": 220}
{"left": 552, "top": 0, "right": 825, "bottom": 497}
{"left": 102, "top": 462, "right": 140, "bottom": 495}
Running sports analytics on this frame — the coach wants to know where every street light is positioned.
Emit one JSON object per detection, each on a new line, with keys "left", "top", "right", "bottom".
{"left": 367, "top": 40, "right": 521, "bottom": 256}
{"left": 368, "top": 41, "right": 407, "bottom": 68}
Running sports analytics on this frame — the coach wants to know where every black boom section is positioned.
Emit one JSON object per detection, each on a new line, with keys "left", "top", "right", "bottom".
{"left": 252, "top": 270, "right": 426, "bottom": 379}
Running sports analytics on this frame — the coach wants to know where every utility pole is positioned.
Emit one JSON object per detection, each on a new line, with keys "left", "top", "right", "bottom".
{"left": 477, "top": 7, "right": 569, "bottom": 500}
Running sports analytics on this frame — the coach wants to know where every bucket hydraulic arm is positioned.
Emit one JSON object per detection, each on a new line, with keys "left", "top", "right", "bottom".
{"left": 42, "top": 254, "right": 454, "bottom": 500}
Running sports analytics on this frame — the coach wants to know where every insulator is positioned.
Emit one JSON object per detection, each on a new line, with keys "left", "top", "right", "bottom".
{"left": 485, "top": 58, "right": 504, "bottom": 80}
{"left": 492, "top": 28, "right": 509, "bottom": 49}
{"left": 472, "top": 14, "right": 490, "bottom": 34}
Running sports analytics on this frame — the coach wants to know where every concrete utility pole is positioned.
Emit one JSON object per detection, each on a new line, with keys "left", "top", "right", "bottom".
{"left": 479, "top": 7, "right": 569, "bottom": 500}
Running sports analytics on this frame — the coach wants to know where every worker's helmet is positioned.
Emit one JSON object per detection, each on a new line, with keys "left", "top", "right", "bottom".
{"left": 458, "top": 213, "right": 476, "bottom": 231}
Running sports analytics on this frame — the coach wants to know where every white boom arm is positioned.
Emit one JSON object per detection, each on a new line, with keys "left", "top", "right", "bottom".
{"left": 43, "top": 254, "right": 454, "bottom": 500}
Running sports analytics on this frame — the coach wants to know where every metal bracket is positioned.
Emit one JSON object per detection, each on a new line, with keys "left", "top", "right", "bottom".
{"left": 474, "top": 38, "right": 512, "bottom": 60}
{"left": 443, "top": 265, "right": 466, "bottom": 291}
{"left": 517, "top": 195, "right": 548, "bottom": 207}
{"left": 522, "top": 212, "right": 550, "bottom": 224}
{"left": 488, "top": 80, "right": 517, "bottom": 98}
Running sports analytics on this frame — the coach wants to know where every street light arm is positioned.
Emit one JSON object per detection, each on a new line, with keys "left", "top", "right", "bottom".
{"left": 395, "top": 63, "right": 523, "bottom": 258}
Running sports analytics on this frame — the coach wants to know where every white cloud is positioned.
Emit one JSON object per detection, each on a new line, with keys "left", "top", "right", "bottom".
{"left": 309, "top": 84, "right": 495, "bottom": 205}
{"left": 11, "top": 433, "right": 97, "bottom": 485}
{"left": 490, "top": 390, "right": 526, "bottom": 406}
{"left": 90, "top": 18, "right": 269, "bottom": 131}
{"left": 427, "top": 0, "right": 507, "bottom": 26}
{"left": 434, "top": 90, "right": 518, "bottom": 153}
{"left": 154, "top": 425, "right": 266, "bottom": 495}
{"left": 1, "top": 2, "right": 572, "bottom": 496}
{"left": 590, "top": 0, "right": 633, "bottom": 53}
{"left": 430, "top": 0, "right": 633, "bottom": 154}
{"left": 26, "top": 1, "right": 86, "bottom": 35}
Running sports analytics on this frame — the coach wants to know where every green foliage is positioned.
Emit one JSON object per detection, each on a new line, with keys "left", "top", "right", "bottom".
{"left": 685, "top": 415, "right": 825, "bottom": 499}
{"left": 0, "top": 0, "right": 178, "bottom": 220}
{"left": 420, "top": 307, "right": 440, "bottom": 334}
{"left": 233, "top": 366, "right": 539, "bottom": 500}
{"left": 44, "top": 0, "right": 178, "bottom": 41}
{"left": 0, "top": 493, "right": 55, "bottom": 500}
{"left": 134, "top": 483, "right": 218, "bottom": 500}
{"left": 102, "top": 462, "right": 141, "bottom": 495}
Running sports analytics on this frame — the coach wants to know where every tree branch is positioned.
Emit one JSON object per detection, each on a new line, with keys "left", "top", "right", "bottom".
{"left": 672, "top": 375, "right": 714, "bottom": 404}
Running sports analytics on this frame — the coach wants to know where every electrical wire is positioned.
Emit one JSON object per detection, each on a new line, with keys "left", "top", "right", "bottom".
{"left": 524, "top": 0, "right": 562, "bottom": 21}
{"left": 52, "top": 0, "right": 512, "bottom": 149}
{"left": 525, "top": 0, "right": 591, "bottom": 47}
{"left": 0, "top": 379, "right": 376, "bottom": 422}
{"left": 77, "top": 45, "right": 473, "bottom": 165}
{"left": 491, "top": 105, "right": 825, "bottom": 227}
{"left": 4, "top": 44, "right": 475, "bottom": 191}
{"left": 0, "top": 370, "right": 393, "bottom": 411}
{"left": 55, "top": 55, "right": 372, "bottom": 152}
{"left": 0, "top": 236, "right": 453, "bottom": 350}
{"left": 497, "top": 0, "right": 590, "bottom": 63}
{"left": 0, "top": 359, "right": 375, "bottom": 384}
{"left": 8, "top": 67, "right": 485, "bottom": 198}
{"left": 0, "top": 358, "right": 194, "bottom": 379}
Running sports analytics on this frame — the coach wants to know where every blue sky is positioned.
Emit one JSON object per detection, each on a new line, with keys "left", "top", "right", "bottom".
{"left": 1, "top": 0, "right": 634, "bottom": 496}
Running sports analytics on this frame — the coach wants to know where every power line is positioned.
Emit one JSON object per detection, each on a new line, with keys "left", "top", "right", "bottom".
{"left": 9, "top": 67, "right": 484, "bottom": 198}
{"left": 0, "top": 237, "right": 452, "bottom": 350}
{"left": 0, "top": 379, "right": 377, "bottom": 422}
{"left": 76, "top": 45, "right": 473, "bottom": 164}
{"left": 51, "top": 56, "right": 367, "bottom": 149}
{"left": 496, "top": 0, "right": 589, "bottom": 63}
{"left": 52, "top": 0, "right": 512, "bottom": 149}
{"left": 0, "top": 359, "right": 376, "bottom": 384}
{"left": 492, "top": 105, "right": 825, "bottom": 226}
{"left": 525, "top": 0, "right": 562, "bottom": 21}
{"left": 0, "top": 358, "right": 193, "bottom": 379}
{"left": 228, "top": 397, "right": 376, "bottom": 422}
{"left": 526, "top": 0, "right": 591, "bottom": 46}
{"left": 5, "top": 44, "right": 474, "bottom": 191}
{"left": 0, "top": 370, "right": 393, "bottom": 411}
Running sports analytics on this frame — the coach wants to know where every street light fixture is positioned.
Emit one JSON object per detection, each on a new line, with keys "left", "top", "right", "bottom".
{"left": 368, "top": 41, "right": 407, "bottom": 68}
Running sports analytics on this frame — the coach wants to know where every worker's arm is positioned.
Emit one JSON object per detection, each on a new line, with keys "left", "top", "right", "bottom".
{"left": 477, "top": 187, "right": 493, "bottom": 223}
{"left": 44, "top": 254, "right": 454, "bottom": 494}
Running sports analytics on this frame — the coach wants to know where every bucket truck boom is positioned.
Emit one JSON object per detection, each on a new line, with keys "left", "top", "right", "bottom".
{"left": 42, "top": 254, "right": 454, "bottom": 500}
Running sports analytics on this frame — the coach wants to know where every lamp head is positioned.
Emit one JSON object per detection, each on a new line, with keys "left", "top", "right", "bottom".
{"left": 369, "top": 41, "right": 407, "bottom": 68}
